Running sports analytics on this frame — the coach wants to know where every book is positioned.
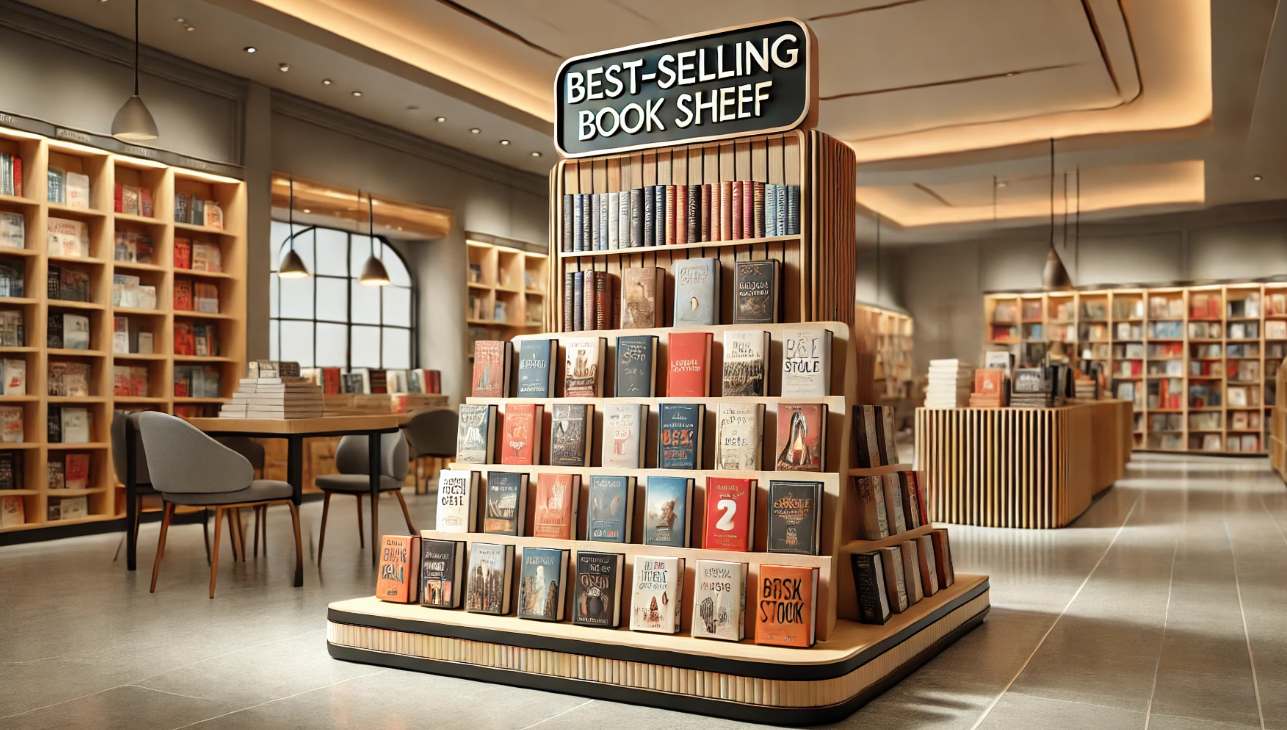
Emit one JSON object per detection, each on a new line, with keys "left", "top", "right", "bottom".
{"left": 617, "top": 190, "right": 630, "bottom": 249}
{"left": 572, "top": 551, "right": 624, "bottom": 628}
{"left": 720, "top": 182, "right": 733, "bottom": 240}
{"left": 420, "top": 538, "right": 465, "bottom": 608}
{"left": 703, "top": 477, "right": 757, "bottom": 551}
{"left": 854, "top": 406, "right": 885, "bottom": 468}
{"left": 931, "top": 528, "right": 955, "bottom": 587}
{"left": 0, "top": 259, "right": 23, "bottom": 298}
{"left": 0, "top": 494, "right": 22, "bottom": 527}
{"left": 667, "top": 331, "right": 712, "bottom": 397}
{"left": 917, "top": 533, "right": 940, "bottom": 596}
{"left": 455, "top": 404, "right": 498, "bottom": 464}
{"left": 642, "top": 475, "right": 693, "bottom": 547}
{"left": 755, "top": 564, "right": 819, "bottom": 648}
{"left": 1, "top": 358, "right": 24, "bottom": 396}
{"left": 435, "top": 469, "right": 479, "bottom": 532}
{"left": 465, "top": 542, "right": 515, "bottom": 615}
{"left": 855, "top": 476, "right": 890, "bottom": 540}
{"left": 61, "top": 407, "right": 89, "bottom": 443}
{"left": 499, "top": 403, "right": 542, "bottom": 466}
{"left": 46, "top": 218, "right": 88, "bottom": 258}
{"left": 692, "top": 560, "right": 748, "bottom": 641}
{"left": 899, "top": 472, "right": 923, "bottom": 529}
{"left": 471, "top": 341, "right": 512, "bottom": 398}
{"left": 733, "top": 260, "right": 779, "bottom": 324}
{"left": 65, "top": 172, "right": 90, "bottom": 210}
{"left": 515, "top": 338, "right": 556, "bottom": 398}
{"left": 654, "top": 186, "right": 665, "bottom": 246}
{"left": 63, "top": 314, "right": 90, "bottom": 349}
{"left": 701, "top": 183, "right": 713, "bottom": 241}
{"left": 607, "top": 191, "right": 620, "bottom": 250}
{"left": 563, "top": 272, "right": 575, "bottom": 331}
{"left": 672, "top": 258, "right": 720, "bottom": 326}
{"left": 775, "top": 403, "right": 827, "bottom": 472}
{"left": 550, "top": 403, "right": 592, "bottom": 467}
{"left": 630, "top": 188, "right": 644, "bottom": 246}
{"left": 715, "top": 403, "right": 764, "bottom": 471}
{"left": 563, "top": 337, "right": 605, "bottom": 397}
{"left": 621, "top": 267, "right": 665, "bottom": 329}
{"left": 483, "top": 471, "right": 527, "bottom": 536}
{"left": 0, "top": 212, "right": 23, "bottom": 250}
{"left": 851, "top": 551, "right": 892, "bottom": 625}
{"left": 721, "top": 329, "right": 770, "bottom": 396}
{"left": 47, "top": 456, "right": 64, "bottom": 490}
{"left": 630, "top": 555, "right": 684, "bottom": 634}
{"left": 47, "top": 166, "right": 64, "bottom": 204}
{"left": 0, "top": 405, "right": 21, "bottom": 442}
{"left": 375, "top": 535, "right": 421, "bottom": 603}
{"left": 657, "top": 403, "right": 704, "bottom": 470}
{"left": 665, "top": 185, "right": 677, "bottom": 245}
{"left": 601, "top": 402, "right": 647, "bottom": 468}
{"left": 780, "top": 327, "right": 833, "bottom": 397}
{"left": 0, "top": 450, "right": 20, "bottom": 490}
{"left": 767, "top": 480, "right": 823, "bottom": 555}
{"left": 587, "top": 474, "right": 635, "bottom": 543}
{"left": 517, "top": 546, "right": 569, "bottom": 621}
{"left": 882, "top": 473, "right": 908, "bottom": 535}
{"left": 532, "top": 472, "right": 580, "bottom": 539}
{"left": 614, "top": 335, "right": 658, "bottom": 397}
{"left": 877, "top": 545, "right": 909, "bottom": 613}
{"left": 900, "top": 539, "right": 924, "bottom": 605}
{"left": 63, "top": 362, "right": 91, "bottom": 396}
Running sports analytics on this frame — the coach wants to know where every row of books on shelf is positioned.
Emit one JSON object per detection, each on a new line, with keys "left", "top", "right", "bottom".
{"left": 174, "top": 237, "right": 223, "bottom": 272}
{"left": 173, "top": 366, "right": 221, "bottom": 398}
{"left": 114, "top": 316, "right": 154, "bottom": 354}
{"left": 47, "top": 168, "right": 90, "bottom": 209}
{"left": 1, "top": 153, "right": 22, "bottom": 197}
{"left": 1, "top": 406, "right": 93, "bottom": 444}
{"left": 47, "top": 265, "right": 91, "bottom": 303}
{"left": 114, "top": 183, "right": 154, "bottom": 217}
{"left": 47, "top": 452, "right": 91, "bottom": 490}
{"left": 111, "top": 275, "right": 158, "bottom": 309}
{"left": 113, "top": 365, "right": 151, "bottom": 397}
{"left": 173, "top": 279, "right": 220, "bottom": 313}
{"left": 174, "top": 195, "right": 223, "bottom": 229}
{"left": 1191, "top": 434, "right": 1260, "bottom": 452}
{"left": 473, "top": 325, "right": 832, "bottom": 402}
{"left": 561, "top": 181, "right": 801, "bottom": 253}
{"left": 174, "top": 321, "right": 218, "bottom": 357}
{"left": 114, "top": 231, "right": 154, "bottom": 264}
{"left": 0, "top": 310, "right": 23, "bottom": 347}
{"left": 0, "top": 260, "right": 22, "bottom": 299}
{"left": 295, "top": 366, "right": 443, "bottom": 395}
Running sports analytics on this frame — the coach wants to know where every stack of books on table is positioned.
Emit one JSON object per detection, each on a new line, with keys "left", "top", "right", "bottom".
{"left": 221, "top": 377, "right": 324, "bottom": 419}
{"left": 968, "top": 369, "right": 1006, "bottom": 408}
{"left": 925, "top": 359, "right": 974, "bottom": 408}
{"left": 1010, "top": 368, "right": 1053, "bottom": 408}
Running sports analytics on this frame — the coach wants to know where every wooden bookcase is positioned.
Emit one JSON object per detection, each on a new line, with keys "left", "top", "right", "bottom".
{"left": 466, "top": 239, "right": 548, "bottom": 362}
{"left": 855, "top": 304, "right": 913, "bottom": 400}
{"left": 0, "top": 126, "right": 246, "bottom": 534}
{"left": 984, "top": 285, "right": 1284, "bottom": 454}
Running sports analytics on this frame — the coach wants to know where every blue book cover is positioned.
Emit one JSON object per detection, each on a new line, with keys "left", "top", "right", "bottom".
{"left": 516, "top": 339, "right": 555, "bottom": 398}
{"left": 614, "top": 335, "right": 658, "bottom": 397}
{"left": 657, "top": 403, "right": 704, "bottom": 470}
{"left": 517, "top": 546, "right": 568, "bottom": 621}
{"left": 653, "top": 186, "right": 666, "bottom": 247}
{"left": 588, "top": 475, "right": 633, "bottom": 543}
{"left": 672, "top": 258, "right": 720, "bottom": 327}
{"left": 643, "top": 476, "right": 692, "bottom": 547}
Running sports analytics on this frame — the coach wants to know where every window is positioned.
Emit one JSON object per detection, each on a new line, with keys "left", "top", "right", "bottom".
{"left": 269, "top": 222, "right": 415, "bottom": 369}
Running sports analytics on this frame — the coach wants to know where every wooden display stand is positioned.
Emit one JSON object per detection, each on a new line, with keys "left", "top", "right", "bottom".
{"left": 915, "top": 400, "right": 1132, "bottom": 529}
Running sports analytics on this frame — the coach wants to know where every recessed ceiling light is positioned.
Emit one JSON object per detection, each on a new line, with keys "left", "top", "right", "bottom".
{"left": 186, "top": 26, "right": 195, "bottom": 32}
{"left": 435, "top": 116, "right": 446, "bottom": 123}
{"left": 531, "top": 151, "right": 542, "bottom": 157}
{"left": 470, "top": 128, "right": 481, "bottom": 134}
{"left": 1253, "top": 175, "right": 1263, "bottom": 181}
{"left": 996, "top": 181, "right": 1007, "bottom": 188}
{"left": 322, "top": 79, "right": 332, "bottom": 85}
{"left": 278, "top": 63, "right": 290, "bottom": 72}
{"left": 352, "top": 91, "right": 362, "bottom": 97}
{"left": 303, "top": 209, "right": 311, "bottom": 214}
{"left": 175, "top": 17, "right": 184, "bottom": 22}
{"left": 499, "top": 139, "right": 510, "bottom": 145}
{"left": 1006, "top": 72, "right": 1015, "bottom": 77}
{"left": 244, "top": 46, "right": 256, "bottom": 53}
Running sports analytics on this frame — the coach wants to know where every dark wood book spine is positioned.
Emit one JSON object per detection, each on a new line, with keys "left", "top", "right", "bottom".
{"left": 701, "top": 184, "right": 712, "bottom": 242}
{"left": 654, "top": 185, "right": 666, "bottom": 247}
{"left": 594, "top": 272, "right": 608, "bottom": 330}
{"left": 753, "top": 182, "right": 766, "bottom": 239}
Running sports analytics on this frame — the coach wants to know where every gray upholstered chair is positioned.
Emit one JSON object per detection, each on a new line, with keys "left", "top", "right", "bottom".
{"left": 217, "top": 437, "right": 268, "bottom": 558}
{"left": 137, "top": 412, "right": 302, "bottom": 598}
{"left": 315, "top": 433, "right": 415, "bottom": 562}
{"left": 402, "top": 408, "right": 457, "bottom": 493}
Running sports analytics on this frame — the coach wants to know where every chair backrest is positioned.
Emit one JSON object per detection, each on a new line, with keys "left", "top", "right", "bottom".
{"left": 333, "top": 432, "right": 409, "bottom": 481}
{"left": 217, "top": 436, "right": 265, "bottom": 469}
{"left": 137, "top": 412, "right": 254, "bottom": 494}
{"left": 110, "top": 411, "right": 150, "bottom": 485}
{"left": 402, "top": 408, "right": 458, "bottom": 458}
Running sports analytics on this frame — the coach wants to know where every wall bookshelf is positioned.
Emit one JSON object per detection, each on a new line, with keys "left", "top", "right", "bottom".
{"left": 856, "top": 304, "right": 914, "bottom": 400}
{"left": 465, "top": 239, "right": 547, "bottom": 364}
{"left": 984, "top": 284, "right": 1285, "bottom": 454}
{"left": 0, "top": 126, "right": 246, "bottom": 534}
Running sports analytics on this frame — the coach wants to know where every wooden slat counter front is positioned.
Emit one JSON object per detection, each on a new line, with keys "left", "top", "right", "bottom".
{"left": 915, "top": 400, "right": 1132, "bottom": 529}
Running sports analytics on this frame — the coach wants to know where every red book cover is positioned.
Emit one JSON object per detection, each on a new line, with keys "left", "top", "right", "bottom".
{"left": 594, "top": 272, "right": 608, "bottom": 330}
{"left": 720, "top": 182, "right": 733, "bottom": 241}
{"left": 500, "top": 403, "right": 542, "bottom": 466}
{"left": 665, "top": 185, "right": 677, "bottom": 245}
{"left": 114, "top": 183, "right": 123, "bottom": 213}
{"left": 742, "top": 181, "right": 753, "bottom": 238}
{"left": 533, "top": 473, "right": 580, "bottom": 539}
{"left": 471, "top": 341, "right": 507, "bottom": 397}
{"left": 140, "top": 188, "right": 153, "bottom": 218}
{"left": 755, "top": 564, "right": 818, "bottom": 647}
{"left": 731, "top": 181, "right": 743, "bottom": 240}
{"left": 667, "top": 331, "right": 712, "bottom": 397}
{"left": 376, "top": 535, "right": 421, "bottom": 603}
{"left": 173, "top": 279, "right": 193, "bottom": 311}
{"left": 174, "top": 238, "right": 192, "bottom": 269}
{"left": 701, "top": 184, "right": 713, "bottom": 242}
{"left": 323, "top": 367, "right": 341, "bottom": 394}
{"left": 703, "top": 477, "right": 756, "bottom": 551}
{"left": 65, "top": 453, "right": 90, "bottom": 489}
{"left": 12, "top": 158, "right": 20, "bottom": 198}
{"left": 675, "top": 184, "right": 688, "bottom": 245}
{"left": 775, "top": 403, "right": 827, "bottom": 472}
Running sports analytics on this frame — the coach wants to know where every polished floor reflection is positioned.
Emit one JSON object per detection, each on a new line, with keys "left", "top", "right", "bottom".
{"left": 0, "top": 454, "right": 1282, "bottom": 729}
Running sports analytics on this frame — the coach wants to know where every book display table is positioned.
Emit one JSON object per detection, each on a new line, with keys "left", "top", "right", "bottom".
{"left": 915, "top": 400, "right": 1132, "bottom": 529}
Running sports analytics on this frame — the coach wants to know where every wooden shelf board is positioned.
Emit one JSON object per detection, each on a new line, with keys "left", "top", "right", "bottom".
{"left": 0, "top": 247, "right": 39, "bottom": 258}
{"left": 46, "top": 203, "right": 107, "bottom": 219}
{"left": 174, "top": 355, "right": 234, "bottom": 363}
{"left": 112, "top": 352, "right": 166, "bottom": 361}
{"left": 48, "top": 348, "right": 105, "bottom": 357}
{"left": 0, "top": 346, "right": 37, "bottom": 353}
{"left": 48, "top": 487, "right": 110, "bottom": 496}
{"left": 0, "top": 489, "right": 38, "bottom": 495}
{"left": 49, "top": 255, "right": 107, "bottom": 265}
{"left": 0, "top": 395, "right": 37, "bottom": 402}
{"left": 174, "top": 311, "right": 232, "bottom": 320}
{"left": 847, "top": 464, "right": 913, "bottom": 477}
{"left": 113, "top": 396, "right": 168, "bottom": 403}
{"left": 0, "top": 513, "right": 116, "bottom": 532}
{"left": 48, "top": 300, "right": 105, "bottom": 311}
{"left": 111, "top": 261, "right": 166, "bottom": 273}
{"left": 175, "top": 268, "right": 234, "bottom": 280}
{"left": 173, "top": 221, "right": 232, "bottom": 236}
{"left": 560, "top": 235, "right": 803, "bottom": 259}
{"left": 0, "top": 194, "right": 38, "bottom": 208}
{"left": 0, "top": 442, "right": 40, "bottom": 449}
{"left": 47, "top": 442, "right": 109, "bottom": 449}
{"left": 113, "top": 213, "right": 164, "bottom": 226}
{"left": 48, "top": 396, "right": 107, "bottom": 404}
{"left": 174, "top": 397, "right": 228, "bottom": 404}
{"left": 113, "top": 307, "right": 165, "bottom": 316}
{"left": 0, "top": 296, "right": 37, "bottom": 305}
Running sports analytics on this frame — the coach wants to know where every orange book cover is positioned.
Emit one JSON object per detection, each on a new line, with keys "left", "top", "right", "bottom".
{"left": 720, "top": 181, "right": 733, "bottom": 241}
{"left": 500, "top": 403, "right": 542, "bottom": 466}
{"left": 975, "top": 369, "right": 1004, "bottom": 395}
{"left": 472, "top": 341, "right": 508, "bottom": 398}
{"left": 533, "top": 472, "right": 580, "bottom": 539}
{"left": 666, "top": 331, "right": 712, "bottom": 397}
{"left": 675, "top": 184, "right": 688, "bottom": 245}
{"left": 665, "top": 185, "right": 677, "bottom": 245}
{"left": 376, "top": 535, "right": 421, "bottom": 603}
{"left": 755, "top": 564, "right": 819, "bottom": 647}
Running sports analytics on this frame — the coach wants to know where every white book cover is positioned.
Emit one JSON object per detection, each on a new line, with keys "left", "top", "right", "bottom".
{"left": 0, "top": 212, "right": 24, "bottom": 250}
{"left": 780, "top": 327, "right": 832, "bottom": 398}
{"left": 630, "top": 555, "right": 684, "bottom": 634}
{"left": 607, "top": 192, "right": 620, "bottom": 250}
{"left": 600, "top": 402, "right": 646, "bottom": 469}
{"left": 721, "top": 329, "right": 769, "bottom": 397}
{"left": 46, "top": 217, "right": 88, "bottom": 258}
{"left": 64, "top": 315, "right": 90, "bottom": 350}
{"left": 2, "top": 358, "right": 25, "bottom": 396}
{"left": 65, "top": 173, "right": 90, "bottom": 210}
{"left": 61, "top": 407, "right": 90, "bottom": 444}
{"left": 691, "top": 559, "right": 747, "bottom": 641}
{"left": 715, "top": 402, "right": 763, "bottom": 471}
{"left": 436, "top": 469, "right": 479, "bottom": 532}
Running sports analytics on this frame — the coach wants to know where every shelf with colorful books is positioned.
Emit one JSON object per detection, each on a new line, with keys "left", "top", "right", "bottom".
{"left": 558, "top": 233, "right": 803, "bottom": 259}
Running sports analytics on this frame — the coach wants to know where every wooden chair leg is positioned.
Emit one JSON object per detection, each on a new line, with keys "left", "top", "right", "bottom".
{"left": 318, "top": 492, "right": 331, "bottom": 563}
{"left": 287, "top": 500, "right": 303, "bottom": 587}
{"left": 252, "top": 505, "right": 261, "bottom": 558}
{"left": 355, "top": 494, "right": 364, "bottom": 549}
{"left": 260, "top": 505, "right": 268, "bottom": 556}
{"left": 226, "top": 508, "right": 242, "bottom": 563}
{"left": 235, "top": 507, "right": 247, "bottom": 562}
{"left": 395, "top": 491, "right": 416, "bottom": 533}
{"left": 149, "top": 502, "right": 174, "bottom": 593}
{"left": 203, "top": 508, "right": 211, "bottom": 566}
{"left": 210, "top": 506, "right": 224, "bottom": 599}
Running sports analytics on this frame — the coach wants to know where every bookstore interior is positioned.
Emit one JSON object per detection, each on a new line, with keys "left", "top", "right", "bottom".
{"left": 1, "top": 2, "right": 1285, "bottom": 729}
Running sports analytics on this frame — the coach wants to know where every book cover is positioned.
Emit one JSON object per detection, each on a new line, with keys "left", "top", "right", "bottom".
{"left": 472, "top": 341, "right": 511, "bottom": 398}
{"left": 465, "top": 542, "right": 515, "bottom": 615}
{"left": 47, "top": 457, "right": 64, "bottom": 490}
{"left": 588, "top": 474, "right": 634, "bottom": 543}
{"left": 61, "top": 408, "right": 89, "bottom": 443}
{"left": 629, "top": 555, "right": 684, "bottom": 634}
{"left": 614, "top": 335, "right": 658, "bottom": 397}
{"left": 931, "top": 528, "right": 955, "bottom": 587}
{"left": 917, "top": 533, "right": 940, "bottom": 596}
{"left": 572, "top": 551, "right": 624, "bottom": 628}
{"left": 483, "top": 471, "right": 527, "bottom": 536}
{"left": 719, "top": 181, "right": 733, "bottom": 240}
{"left": 657, "top": 403, "right": 704, "bottom": 470}
{"left": 643, "top": 475, "right": 693, "bottom": 547}
{"left": 420, "top": 538, "right": 465, "bottom": 608}
{"left": 590, "top": 192, "right": 600, "bottom": 250}
{"left": 643, "top": 185, "right": 655, "bottom": 247}
{"left": 672, "top": 258, "right": 720, "bottom": 326}
{"left": 775, "top": 403, "right": 827, "bottom": 472}
{"left": 667, "top": 331, "right": 712, "bottom": 397}
{"left": 0, "top": 405, "right": 22, "bottom": 443}
{"left": 654, "top": 185, "right": 665, "bottom": 246}
{"left": 572, "top": 270, "right": 584, "bottom": 331}
{"left": 703, "top": 477, "right": 756, "bottom": 551}
{"left": 500, "top": 403, "right": 542, "bottom": 466}
{"left": 515, "top": 338, "right": 555, "bottom": 398}
{"left": 854, "top": 406, "right": 884, "bottom": 468}
{"left": 742, "top": 180, "right": 754, "bottom": 237}
{"left": 0, "top": 451, "right": 20, "bottom": 490}
{"left": 767, "top": 480, "right": 823, "bottom": 555}
{"left": 898, "top": 471, "right": 922, "bottom": 529}
{"left": 562, "top": 194, "right": 573, "bottom": 252}
{"left": 0, "top": 494, "right": 22, "bottom": 528}
{"left": 455, "top": 403, "right": 497, "bottom": 464}
{"left": 878, "top": 545, "right": 909, "bottom": 613}
{"left": 601, "top": 402, "right": 647, "bottom": 469}
{"left": 665, "top": 185, "right": 677, "bottom": 245}
{"left": 630, "top": 187, "right": 644, "bottom": 247}
{"left": 550, "top": 403, "right": 592, "bottom": 467}
{"left": 882, "top": 407, "right": 901, "bottom": 465}
{"left": 563, "top": 272, "right": 575, "bottom": 331}
{"left": 518, "top": 546, "right": 569, "bottom": 621}
{"left": 686, "top": 184, "right": 700, "bottom": 243}
{"left": 376, "top": 535, "right": 421, "bottom": 604}
{"left": 2, "top": 358, "right": 25, "bottom": 396}
{"left": 563, "top": 337, "right": 605, "bottom": 397}
{"left": 435, "top": 469, "right": 479, "bottom": 532}
{"left": 701, "top": 183, "right": 713, "bottom": 241}
{"left": 781, "top": 327, "right": 833, "bottom": 397}
{"left": 851, "top": 551, "right": 892, "bottom": 625}
{"left": 621, "top": 267, "right": 664, "bottom": 329}
{"left": 593, "top": 271, "right": 609, "bottom": 329}
{"left": 901, "top": 538, "right": 924, "bottom": 605}
{"left": 722, "top": 329, "right": 769, "bottom": 396}
{"left": 574, "top": 194, "right": 585, "bottom": 252}
{"left": 753, "top": 181, "right": 765, "bottom": 237}
{"left": 786, "top": 185, "right": 800, "bottom": 234}
{"left": 733, "top": 260, "right": 779, "bottom": 324}
{"left": 883, "top": 473, "right": 907, "bottom": 535}
{"left": 692, "top": 560, "right": 747, "bottom": 641}
{"left": 617, "top": 190, "right": 630, "bottom": 248}
{"left": 755, "top": 564, "right": 818, "bottom": 648}
{"left": 855, "top": 475, "right": 890, "bottom": 540}
{"left": 607, "top": 191, "right": 620, "bottom": 250}
{"left": 532, "top": 472, "right": 580, "bottom": 540}
{"left": 715, "top": 403, "right": 763, "bottom": 471}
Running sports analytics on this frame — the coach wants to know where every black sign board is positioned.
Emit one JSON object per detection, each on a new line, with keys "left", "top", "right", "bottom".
{"left": 554, "top": 19, "right": 816, "bottom": 158}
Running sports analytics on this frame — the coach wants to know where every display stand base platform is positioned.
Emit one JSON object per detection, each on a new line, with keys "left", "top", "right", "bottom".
{"left": 327, "top": 575, "right": 989, "bottom": 725}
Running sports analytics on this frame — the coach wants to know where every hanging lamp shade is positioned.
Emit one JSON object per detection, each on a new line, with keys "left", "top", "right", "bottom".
{"left": 1042, "top": 247, "right": 1072, "bottom": 291}
{"left": 279, "top": 248, "right": 309, "bottom": 278}
{"left": 112, "top": 0, "right": 159, "bottom": 141}
{"left": 359, "top": 191, "right": 390, "bottom": 286}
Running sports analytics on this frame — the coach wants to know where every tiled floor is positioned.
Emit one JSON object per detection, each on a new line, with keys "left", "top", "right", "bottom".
{"left": 0, "top": 454, "right": 1284, "bottom": 729}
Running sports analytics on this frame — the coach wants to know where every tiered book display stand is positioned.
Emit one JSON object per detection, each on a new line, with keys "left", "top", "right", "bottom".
{"left": 326, "top": 20, "right": 988, "bottom": 724}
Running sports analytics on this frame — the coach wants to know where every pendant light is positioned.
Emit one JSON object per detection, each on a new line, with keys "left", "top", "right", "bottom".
{"left": 359, "top": 191, "right": 390, "bottom": 286}
{"left": 278, "top": 176, "right": 310, "bottom": 278}
{"left": 1042, "top": 138, "right": 1072, "bottom": 291}
{"left": 111, "top": 0, "right": 160, "bottom": 141}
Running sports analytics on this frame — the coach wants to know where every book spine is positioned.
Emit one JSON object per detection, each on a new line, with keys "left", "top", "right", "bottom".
{"left": 675, "top": 185, "right": 687, "bottom": 246}
{"left": 654, "top": 185, "right": 665, "bottom": 247}
{"left": 742, "top": 181, "right": 754, "bottom": 239}
{"left": 590, "top": 193, "right": 601, "bottom": 251}
{"left": 608, "top": 192, "right": 619, "bottom": 250}
{"left": 600, "top": 193, "right": 609, "bottom": 251}
{"left": 584, "top": 273, "right": 595, "bottom": 332}
{"left": 630, "top": 188, "right": 643, "bottom": 247}
{"left": 766, "top": 184, "right": 777, "bottom": 237}
{"left": 610, "top": 273, "right": 620, "bottom": 329}
{"left": 563, "top": 194, "right": 573, "bottom": 252}
{"left": 775, "top": 185, "right": 788, "bottom": 236}
{"left": 731, "top": 181, "right": 743, "bottom": 240}
{"left": 617, "top": 190, "right": 629, "bottom": 249}
{"left": 701, "top": 184, "right": 712, "bottom": 242}
{"left": 752, "top": 182, "right": 763, "bottom": 238}
{"left": 720, "top": 182, "right": 733, "bottom": 241}
{"left": 574, "top": 195, "right": 585, "bottom": 252}
{"left": 787, "top": 185, "right": 800, "bottom": 235}
{"left": 686, "top": 185, "right": 700, "bottom": 244}
{"left": 563, "top": 272, "right": 574, "bottom": 332}
{"left": 595, "top": 272, "right": 608, "bottom": 330}
{"left": 643, "top": 186, "right": 655, "bottom": 248}
{"left": 572, "top": 271, "right": 584, "bottom": 332}
{"left": 665, "top": 185, "right": 677, "bottom": 245}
